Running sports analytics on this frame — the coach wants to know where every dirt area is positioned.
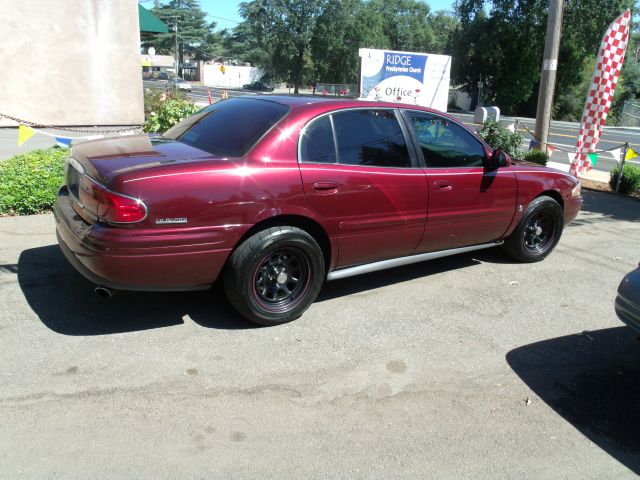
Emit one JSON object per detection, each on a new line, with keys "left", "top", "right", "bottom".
{"left": 581, "top": 178, "right": 640, "bottom": 200}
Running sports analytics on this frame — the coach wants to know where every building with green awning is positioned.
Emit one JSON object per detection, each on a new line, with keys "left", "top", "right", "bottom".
{"left": 139, "top": 4, "right": 168, "bottom": 34}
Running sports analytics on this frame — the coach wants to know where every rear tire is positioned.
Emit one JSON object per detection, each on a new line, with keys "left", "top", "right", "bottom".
{"left": 503, "top": 195, "right": 563, "bottom": 263}
{"left": 223, "top": 226, "right": 325, "bottom": 326}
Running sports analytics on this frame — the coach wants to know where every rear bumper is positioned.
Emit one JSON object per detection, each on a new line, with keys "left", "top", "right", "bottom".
{"left": 54, "top": 188, "right": 237, "bottom": 291}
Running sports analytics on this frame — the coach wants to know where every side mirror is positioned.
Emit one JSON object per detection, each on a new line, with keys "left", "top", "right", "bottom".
{"left": 484, "top": 149, "right": 511, "bottom": 169}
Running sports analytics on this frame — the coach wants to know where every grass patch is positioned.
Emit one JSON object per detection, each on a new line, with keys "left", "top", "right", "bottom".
{"left": 0, "top": 147, "right": 68, "bottom": 215}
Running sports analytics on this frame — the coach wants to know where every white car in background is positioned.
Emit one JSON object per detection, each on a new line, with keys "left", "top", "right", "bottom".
{"left": 167, "top": 78, "right": 192, "bottom": 92}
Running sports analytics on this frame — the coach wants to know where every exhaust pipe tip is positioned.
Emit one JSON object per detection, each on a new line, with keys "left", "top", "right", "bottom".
{"left": 94, "top": 286, "right": 114, "bottom": 299}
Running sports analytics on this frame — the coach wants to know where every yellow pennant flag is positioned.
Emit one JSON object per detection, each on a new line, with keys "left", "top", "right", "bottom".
{"left": 625, "top": 146, "right": 638, "bottom": 161}
{"left": 17, "top": 125, "right": 35, "bottom": 146}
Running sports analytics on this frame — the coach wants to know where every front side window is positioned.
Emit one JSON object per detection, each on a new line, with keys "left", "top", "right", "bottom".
{"left": 406, "top": 112, "right": 486, "bottom": 168}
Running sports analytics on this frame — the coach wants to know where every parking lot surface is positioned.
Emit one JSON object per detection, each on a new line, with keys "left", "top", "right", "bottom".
{"left": 0, "top": 190, "right": 639, "bottom": 479}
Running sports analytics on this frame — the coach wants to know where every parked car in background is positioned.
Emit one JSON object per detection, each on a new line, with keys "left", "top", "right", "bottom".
{"left": 157, "top": 71, "right": 169, "bottom": 80}
{"left": 54, "top": 96, "right": 583, "bottom": 326}
{"left": 167, "top": 77, "right": 192, "bottom": 92}
{"left": 243, "top": 81, "right": 274, "bottom": 92}
{"left": 616, "top": 263, "right": 640, "bottom": 333}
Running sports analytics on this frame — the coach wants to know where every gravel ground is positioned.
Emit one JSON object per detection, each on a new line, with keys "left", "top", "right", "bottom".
{"left": 0, "top": 190, "right": 638, "bottom": 479}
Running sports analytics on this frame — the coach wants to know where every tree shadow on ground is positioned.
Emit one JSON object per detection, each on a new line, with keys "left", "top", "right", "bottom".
{"left": 568, "top": 190, "right": 640, "bottom": 228}
{"left": 17, "top": 245, "right": 258, "bottom": 335}
{"left": 506, "top": 327, "right": 640, "bottom": 475}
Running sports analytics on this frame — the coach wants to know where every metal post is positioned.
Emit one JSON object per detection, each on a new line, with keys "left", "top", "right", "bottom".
{"left": 174, "top": 17, "right": 178, "bottom": 82}
{"left": 616, "top": 142, "right": 628, "bottom": 193}
{"left": 534, "top": 0, "right": 563, "bottom": 152}
{"left": 515, "top": 119, "right": 520, "bottom": 134}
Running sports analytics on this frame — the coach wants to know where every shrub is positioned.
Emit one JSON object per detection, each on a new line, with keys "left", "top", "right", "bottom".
{"left": 476, "top": 120, "right": 525, "bottom": 159}
{"left": 143, "top": 89, "right": 199, "bottom": 133}
{"left": 610, "top": 163, "right": 640, "bottom": 194}
{"left": 0, "top": 147, "right": 67, "bottom": 215}
{"left": 523, "top": 149, "right": 549, "bottom": 166}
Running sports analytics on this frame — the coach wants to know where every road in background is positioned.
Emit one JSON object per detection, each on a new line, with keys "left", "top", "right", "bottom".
{"left": 3, "top": 79, "right": 633, "bottom": 173}
{"left": 443, "top": 112, "right": 640, "bottom": 174}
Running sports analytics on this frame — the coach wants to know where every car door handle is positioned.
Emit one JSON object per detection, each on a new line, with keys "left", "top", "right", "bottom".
{"left": 312, "top": 181, "right": 339, "bottom": 193}
{"left": 433, "top": 180, "right": 453, "bottom": 191}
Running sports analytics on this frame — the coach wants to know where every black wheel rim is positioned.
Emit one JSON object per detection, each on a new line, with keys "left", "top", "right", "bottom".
{"left": 523, "top": 210, "right": 557, "bottom": 253}
{"left": 252, "top": 247, "right": 311, "bottom": 313}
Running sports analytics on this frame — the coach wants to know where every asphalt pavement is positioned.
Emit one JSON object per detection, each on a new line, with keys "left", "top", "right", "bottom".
{"left": 1, "top": 190, "right": 639, "bottom": 478}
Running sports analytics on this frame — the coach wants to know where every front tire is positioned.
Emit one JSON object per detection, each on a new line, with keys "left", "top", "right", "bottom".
{"left": 223, "top": 226, "right": 325, "bottom": 326}
{"left": 503, "top": 195, "right": 563, "bottom": 263}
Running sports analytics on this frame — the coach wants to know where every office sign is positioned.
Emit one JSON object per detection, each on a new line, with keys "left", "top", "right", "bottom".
{"left": 359, "top": 48, "right": 451, "bottom": 112}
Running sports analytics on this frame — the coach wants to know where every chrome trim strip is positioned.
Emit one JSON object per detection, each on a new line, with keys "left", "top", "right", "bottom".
{"left": 68, "top": 156, "right": 85, "bottom": 174}
{"left": 326, "top": 242, "right": 503, "bottom": 281}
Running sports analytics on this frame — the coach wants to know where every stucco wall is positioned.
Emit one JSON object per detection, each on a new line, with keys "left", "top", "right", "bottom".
{"left": 0, "top": 0, "right": 143, "bottom": 126}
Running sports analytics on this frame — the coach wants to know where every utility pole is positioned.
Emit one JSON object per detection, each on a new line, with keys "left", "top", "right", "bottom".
{"left": 174, "top": 16, "right": 179, "bottom": 82}
{"left": 534, "top": 0, "right": 563, "bottom": 152}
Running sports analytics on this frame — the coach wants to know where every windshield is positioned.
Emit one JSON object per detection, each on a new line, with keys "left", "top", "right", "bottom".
{"left": 163, "top": 98, "right": 289, "bottom": 157}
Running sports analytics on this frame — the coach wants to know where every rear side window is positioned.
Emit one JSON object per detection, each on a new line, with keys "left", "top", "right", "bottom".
{"left": 163, "top": 98, "right": 289, "bottom": 157}
{"left": 333, "top": 110, "right": 410, "bottom": 168}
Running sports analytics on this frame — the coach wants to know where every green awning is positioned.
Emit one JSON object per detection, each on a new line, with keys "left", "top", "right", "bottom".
{"left": 139, "top": 5, "right": 168, "bottom": 33}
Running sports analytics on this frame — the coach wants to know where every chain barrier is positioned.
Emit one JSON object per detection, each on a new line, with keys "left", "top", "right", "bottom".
{"left": 519, "top": 123, "right": 634, "bottom": 156}
{"left": 0, "top": 112, "right": 142, "bottom": 135}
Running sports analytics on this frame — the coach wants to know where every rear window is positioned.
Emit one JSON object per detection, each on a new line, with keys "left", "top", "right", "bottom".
{"left": 163, "top": 98, "right": 289, "bottom": 157}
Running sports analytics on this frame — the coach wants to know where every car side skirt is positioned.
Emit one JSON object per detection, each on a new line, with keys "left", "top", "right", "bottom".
{"left": 326, "top": 241, "right": 504, "bottom": 281}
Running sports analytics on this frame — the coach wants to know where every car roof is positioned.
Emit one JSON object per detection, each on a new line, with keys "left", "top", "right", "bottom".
{"left": 248, "top": 95, "right": 450, "bottom": 117}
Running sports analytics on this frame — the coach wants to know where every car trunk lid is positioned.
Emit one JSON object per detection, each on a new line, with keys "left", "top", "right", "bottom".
{"left": 68, "top": 134, "right": 220, "bottom": 186}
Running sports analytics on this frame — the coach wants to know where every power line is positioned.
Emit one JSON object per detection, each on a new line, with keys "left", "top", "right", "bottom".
{"left": 205, "top": 14, "right": 241, "bottom": 24}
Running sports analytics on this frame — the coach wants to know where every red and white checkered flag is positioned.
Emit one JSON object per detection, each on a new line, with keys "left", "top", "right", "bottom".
{"left": 570, "top": 9, "right": 631, "bottom": 176}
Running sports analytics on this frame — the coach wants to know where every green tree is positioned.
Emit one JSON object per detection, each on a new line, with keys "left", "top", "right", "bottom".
{"left": 366, "top": 0, "right": 433, "bottom": 52}
{"left": 221, "top": 22, "right": 269, "bottom": 67}
{"left": 428, "top": 10, "right": 459, "bottom": 55}
{"left": 451, "top": 0, "right": 635, "bottom": 116}
{"left": 241, "top": 0, "right": 330, "bottom": 93}
{"left": 311, "top": 0, "right": 446, "bottom": 86}
{"left": 148, "top": 0, "right": 218, "bottom": 75}
{"left": 311, "top": 0, "right": 364, "bottom": 84}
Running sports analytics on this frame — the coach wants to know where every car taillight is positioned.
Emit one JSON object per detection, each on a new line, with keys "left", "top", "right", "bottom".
{"left": 79, "top": 176, "right": 147, "bottom": 224}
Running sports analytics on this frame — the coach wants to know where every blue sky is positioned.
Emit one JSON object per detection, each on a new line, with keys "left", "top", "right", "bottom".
{"left": 198, "top": 0, "right": 456, "bottom": 31}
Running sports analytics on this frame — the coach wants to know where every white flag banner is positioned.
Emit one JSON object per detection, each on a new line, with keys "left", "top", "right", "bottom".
{"left": 506, "top": 123, "right": 516, "bottom": 133}
{"left": 609, "top": 148, "right": 622, "bottom": 163}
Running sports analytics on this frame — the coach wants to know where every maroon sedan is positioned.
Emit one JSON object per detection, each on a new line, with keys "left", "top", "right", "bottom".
{"left": 54, "top": 97, "right": 583, "bottom": 325}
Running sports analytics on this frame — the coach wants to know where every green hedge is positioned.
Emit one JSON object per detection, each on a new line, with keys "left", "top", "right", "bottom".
{"left": 143, "top": 89, "right": 200, "bottom": 133}
{"left": 0, "top": 147, "right": 67, "bottom": 215}
{"left": 609, "top": 163, "right": 640, "bottom": 194}
{"left": 523, "top": 149, "right": 549, "bottom": 166}
{"left": 476, "top": 120, "right": 525, "bottom": 159}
